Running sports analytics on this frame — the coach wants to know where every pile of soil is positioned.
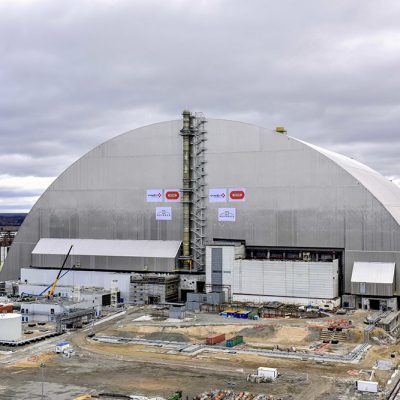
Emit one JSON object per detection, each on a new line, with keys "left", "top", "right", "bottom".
{"left": 238, "top": 324, "right": 276, "bottom": 339}
{"left": 143, "top": 331, "right": 190, "bottom": 342}
{"left": 304, "top": 326, "right": 322, "bottom": 342}
{"left": 347, "top": 328, "right": 363, "bottom": 343}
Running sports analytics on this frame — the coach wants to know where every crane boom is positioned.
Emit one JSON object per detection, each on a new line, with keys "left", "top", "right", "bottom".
{"left": 47, "top": 244, "right": 74, "bottom": 298}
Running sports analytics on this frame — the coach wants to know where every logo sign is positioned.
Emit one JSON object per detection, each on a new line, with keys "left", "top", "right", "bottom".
{"left": 218, "top": 208, "right": 236, "bottom": 222}
{"left": 156, "top": 207, "right": 172, "bottom": 221}
{"left": 228, "top": 188, "right": 246, "bottom": 202}
{"left": 165, "top": 189, "right": 181, "bottom": 203}
{"left": 146, "top": 189, "right": 163, "bottom": 202}
{"left": 209, "top": 188, "right": 227, "bottom": 203}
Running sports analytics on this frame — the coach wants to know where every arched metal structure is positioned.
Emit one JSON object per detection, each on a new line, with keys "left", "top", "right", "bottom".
{"left": 2, "top": 118, "right": 400, "bottom": 296}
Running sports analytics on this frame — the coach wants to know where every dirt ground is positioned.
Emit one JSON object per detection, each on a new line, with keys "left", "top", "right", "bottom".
{"left": 5, "top": 351, "right": 55, "bottom": 369}
{"left": 104, "top": 314, "right": 366, "bottom": 355}
{"left": 0, "top": 308, "right": 397, "bottom": 399}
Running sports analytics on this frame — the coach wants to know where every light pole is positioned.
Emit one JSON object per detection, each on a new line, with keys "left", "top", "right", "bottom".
{"left": 40, "top": 362, "right": 45, "bottom": 399}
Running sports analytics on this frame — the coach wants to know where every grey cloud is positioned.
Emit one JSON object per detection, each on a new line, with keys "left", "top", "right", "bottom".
{"left": 0, "top": 0, "right": 400, "bottom": 210}
{"left": 0, "top": 190, "right": 41, "bottom": 198}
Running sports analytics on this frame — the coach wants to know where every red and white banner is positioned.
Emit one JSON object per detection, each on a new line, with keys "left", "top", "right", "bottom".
{"left": 164, "top": 189, "right": 181, "bottom": 203}
{"left": 146, "top": 189, "right": 163, "bottom": 202}
{"left": 228, "top": 188, "right": 246, "bottom": 202}
{"left": 209, "top": 188, "right": 227, "bottom": 203}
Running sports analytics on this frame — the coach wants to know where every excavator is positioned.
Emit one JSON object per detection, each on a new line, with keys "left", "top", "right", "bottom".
{"left": 46, "top": 244, "right": 74, "bottom": 299}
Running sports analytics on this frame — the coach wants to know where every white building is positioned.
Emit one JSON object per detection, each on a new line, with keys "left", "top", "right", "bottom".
{"left": 0, "top": 313, "right": 22, "bottom": 341}
{"left": 20, "top": 291, "right": 106, "bottom": 323}
{"left": 20, "top": 267, "right": 130, "bottom": 302}
{"left": 206, "top": 243, "right": 339, "bottom": 306}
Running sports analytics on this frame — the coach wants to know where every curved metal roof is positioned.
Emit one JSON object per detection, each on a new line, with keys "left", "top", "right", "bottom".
{"left": 300, "top": 140, "right": 400, "bottom": 226}
{"left": 2, "top": 118, "right": 400, "bottom": 283}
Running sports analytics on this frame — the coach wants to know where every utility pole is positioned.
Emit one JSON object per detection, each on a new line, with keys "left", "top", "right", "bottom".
{"left": 40, "top": 362, "right": 45, "bottom": 398}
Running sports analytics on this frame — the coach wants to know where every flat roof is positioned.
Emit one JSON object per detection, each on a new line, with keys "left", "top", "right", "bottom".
{"left": 0, "top": 313, "right": 20, "bottom": 319}
{"left": 32, "top": 238, "right": 182, "bottom": 259}
{"left": 351, "top": 262, "right": 395, "bottom": 284}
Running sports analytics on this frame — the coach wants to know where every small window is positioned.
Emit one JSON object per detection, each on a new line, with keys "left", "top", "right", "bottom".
{"left": 26, "top": 317, "right": 28, "bottom": 322}
{"left": 50, "top": 308, "right": 55, "bottom": 315}
{"left": 21, "top": 309, "right": 24, "bottom": 314}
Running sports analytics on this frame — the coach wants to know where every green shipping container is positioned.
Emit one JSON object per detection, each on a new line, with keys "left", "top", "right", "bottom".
{"left": 226, "top": 335, "right": 244, "bottom": 347}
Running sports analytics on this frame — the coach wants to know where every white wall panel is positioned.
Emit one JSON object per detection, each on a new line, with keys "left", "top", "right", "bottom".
{"left": 207, "top": 245, "right": 338, "bottom": 300}
{"left": 20, "top": 268, "right": 131, "bottom": 301}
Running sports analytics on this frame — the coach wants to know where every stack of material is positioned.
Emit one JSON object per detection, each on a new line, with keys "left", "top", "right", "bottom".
{"left": 0, "top": 303, "right": 13, "bottom": 313}
{"left": 194, "top": 391, "right": 275, "bottom": 400}
{"left": 320, "top": 328, "right": 348, "bottom": 343}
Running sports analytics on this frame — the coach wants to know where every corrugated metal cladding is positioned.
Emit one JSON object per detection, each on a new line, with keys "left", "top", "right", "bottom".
{"left": 233, "top": 259, "right": 339, "bottom": 299}
{"left": 351, "top": 282, "right": 394, "bottom": 297}
{"left": 2, "top": 119, "right": 400, "bottom": 294}
{"left": 20, "top": 268, "right": 131, "bottom": 300}
{"left": 206, "top": 245, "right": 338, "bottom": 300}
{"left": 351, "top": 261, "right": 395, "bottom": 296}
{"left": 32, "top": 238, "right": 182, "bottom": 258}
{"left": 30, "top": 238, "right": 181, "bottom": 273}
{"left": 211, "top": 248, "right": 223, "bottom": 291}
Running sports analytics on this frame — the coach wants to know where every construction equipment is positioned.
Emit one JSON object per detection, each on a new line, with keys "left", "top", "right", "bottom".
{"left": 47, "top": 245, "right": 73, "bottom": 298}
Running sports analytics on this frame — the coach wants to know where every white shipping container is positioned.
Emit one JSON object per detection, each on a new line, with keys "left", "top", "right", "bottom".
{"left": 55, "top": 342, "right": 70, "bottom": 353}
{"left": 356, "top": 380, "right": 378, "bottom": 393}
{"left": 257, "top": 367, "right": 278, "bottom": 380}
{"left": 0, "top": 313, "right": 22, "bottom": 341}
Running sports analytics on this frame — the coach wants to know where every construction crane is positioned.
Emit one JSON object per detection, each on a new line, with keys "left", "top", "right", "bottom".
{"left": 47, "top": 244, "right": 74, "bottom": 299}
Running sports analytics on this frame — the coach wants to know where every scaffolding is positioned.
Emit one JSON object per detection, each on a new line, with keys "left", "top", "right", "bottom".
{"left": 190, "top": 113, "right": 207, "bottom": 271}
{"left": 129, "top": 274, "right": 180, "bottom": 305}
{"left": 56, "top": 308, "right": 96, "bottom": 332}
{"left": 179, "top": 111, "right": 207, "bottom": 272}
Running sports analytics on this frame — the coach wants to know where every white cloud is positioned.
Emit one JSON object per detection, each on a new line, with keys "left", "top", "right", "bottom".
{"left": 0, "top": 175, "right": 55, "bottom": 191}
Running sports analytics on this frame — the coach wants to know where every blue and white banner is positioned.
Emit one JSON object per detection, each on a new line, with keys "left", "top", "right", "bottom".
{"left": 209, "top": 188, "right": 227, "bottom": 203}
{"left": 146, "top": 189, "right": 163, "bottom": 202}
{"left": 156, "top": 207, "right": 172, "bottom": 221}
{"left": 218, "top": 208, "right": 236, "bottom": 222}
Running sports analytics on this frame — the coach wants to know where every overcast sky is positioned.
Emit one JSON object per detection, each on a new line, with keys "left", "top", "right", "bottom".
{"left": 1, "top": 0, "right": 400, "bottom": 212}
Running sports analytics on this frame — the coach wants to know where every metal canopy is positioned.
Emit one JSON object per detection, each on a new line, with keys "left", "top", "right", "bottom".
{"left": 32, "top": 238, "right": 182, "bottom": 259}
{"left": 351, "top": 262, "right": 395, "bottom": 284}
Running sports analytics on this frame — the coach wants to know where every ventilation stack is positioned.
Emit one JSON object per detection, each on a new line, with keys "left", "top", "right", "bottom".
{"left": 180, "top": 110, "right": 207, "bottom": 271}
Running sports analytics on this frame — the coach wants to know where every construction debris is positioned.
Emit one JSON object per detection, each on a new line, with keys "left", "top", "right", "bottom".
{"left": 194, "top": 391, "right": 278, "bottom": 400}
